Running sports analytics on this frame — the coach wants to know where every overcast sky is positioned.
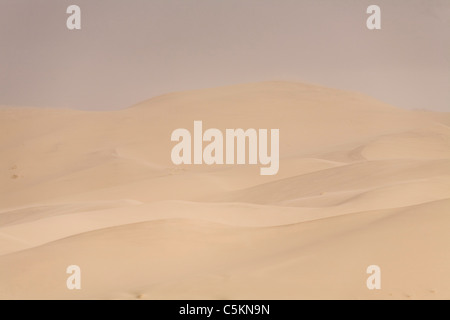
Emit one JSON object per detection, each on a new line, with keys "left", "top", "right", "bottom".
{"left": 0, "top": 0, "right": 449, "bottom": 111}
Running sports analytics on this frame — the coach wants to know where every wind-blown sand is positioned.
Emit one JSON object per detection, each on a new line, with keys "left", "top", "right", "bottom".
{"left": 0, "top": 81, "right": 449, "bottom": 299}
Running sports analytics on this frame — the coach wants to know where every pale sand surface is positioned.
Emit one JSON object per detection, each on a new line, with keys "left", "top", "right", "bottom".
{"left": 0, "top": 82, "right": 449, "bottom": 299}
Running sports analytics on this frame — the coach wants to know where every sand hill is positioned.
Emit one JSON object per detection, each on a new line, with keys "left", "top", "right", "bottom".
{"left": 0, "top": 81, "right": 449, "bottom": 299}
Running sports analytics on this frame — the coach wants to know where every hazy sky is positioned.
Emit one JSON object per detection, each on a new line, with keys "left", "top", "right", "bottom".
{"left": 0, "top": 0, "right": 449, "bottom": 111}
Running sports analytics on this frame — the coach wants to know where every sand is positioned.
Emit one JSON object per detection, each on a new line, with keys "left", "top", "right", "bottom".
{"left": 0, "top": 81, "right": 449, "bottom": 299}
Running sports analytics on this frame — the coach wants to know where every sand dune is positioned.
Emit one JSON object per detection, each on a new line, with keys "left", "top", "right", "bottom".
{"left": 213, "top": 159, "right": 450, "bottom": 204}
{"left": 2, "top": 199, "right": 450, "bottom": 300}
{"left": 0, "top": 81, "right": 449, "bottom": 299}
